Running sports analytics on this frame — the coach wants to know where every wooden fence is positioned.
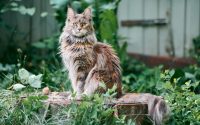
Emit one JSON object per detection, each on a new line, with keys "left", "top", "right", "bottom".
{"left": 118, "top": 0, "right": 200, "bottom": 57}
{"left": 0, "top": 0, "right": 58, "bottom": 58}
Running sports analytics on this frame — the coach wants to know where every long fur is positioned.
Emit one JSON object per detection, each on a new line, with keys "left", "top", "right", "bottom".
{"left": 84, "top": 43, "right": 122, "bottom": 97}
{"left": 148, "top": 94, "right": 169, "bottom": 125}
{"left": 59, "top": 7, "right": 122, "bottom": 98}
{"left": 117, "top": 93, "right": 170, "bottom": 125}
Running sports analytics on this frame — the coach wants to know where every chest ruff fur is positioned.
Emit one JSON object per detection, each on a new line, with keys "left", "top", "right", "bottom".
{"left": 60, "top": 34, "right": 96, "bottom": 73}
{"left": 59, "top": 32, "right": 122, "bottom": 97}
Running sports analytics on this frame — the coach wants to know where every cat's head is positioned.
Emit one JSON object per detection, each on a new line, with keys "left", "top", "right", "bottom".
{"left": 66, "top": 7, "right": 94, "bottom": 37}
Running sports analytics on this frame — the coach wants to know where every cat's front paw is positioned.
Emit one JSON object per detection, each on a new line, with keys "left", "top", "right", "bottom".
{"left": 68, "top": 94, "right": 73, "bottom": 100}
{"left": 75, "top": 94, "right": 83, "bottom": 101}
{"left": 68, "top": 93, "right": 83, "bottom": 101}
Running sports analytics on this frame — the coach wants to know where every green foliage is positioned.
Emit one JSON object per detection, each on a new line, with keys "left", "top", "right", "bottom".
{"left": 191, "top": 36, "right": 200, "bottom": 64}
{"left": 99, "top": 10, "right": 118, "bottom": 43}
{"left": 1, "top": 61, "right": 200, "bottom": 124}
{"left": 0, "top": 91, "right": 132, "bottom": 125}
{"left": 13, "top": 83, "right": 26, "bottom": 91}
{"left": 0, "top": 63, "right": 71, "bottom": 92}
{"left": 160, "top": 69, "right": 200, "bottom": 125}
{"left": 0, "top": 68, "right": 43, "bottom": 91}
{"left": 18, "top": 68, "right": 43, "bottom": 89}
{"left": 121, "top": 60, "right": 200, "bottom": 125}
{"left": 61, "top": 95, "right": 127, "bottom": 125}
{"left": 0, "top": 91, "right": 48, "bottom": 125}
{"left": 0, "top": 63, "right": 15, "bottom": 75}
{"left": 0, "top": 1, "right": 35, "bottom": 16}
{"left": 123, "top": 66, "right": 163, "bottom": 94}
{"left": 41, "top": 65, "right": 71, "bottom": 91}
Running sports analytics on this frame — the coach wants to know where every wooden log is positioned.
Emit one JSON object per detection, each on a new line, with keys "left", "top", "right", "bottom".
{"left": 43, "top": 92, "right": 148, "bottom": 114}
{"left": 42, "top": 91, "right": 169, "bottom": 125}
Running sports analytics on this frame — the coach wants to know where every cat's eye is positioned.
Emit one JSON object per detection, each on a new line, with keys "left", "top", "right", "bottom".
{"left": 81, "top": 23, "right": 86, "bottom": 26}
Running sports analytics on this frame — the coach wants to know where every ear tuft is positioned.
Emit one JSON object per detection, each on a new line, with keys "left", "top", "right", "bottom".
{"left": 83, "top": 7, "right": 92, "bottom": 18}
{"left": 67, "top": 7, "right": 75, "bottom": 19}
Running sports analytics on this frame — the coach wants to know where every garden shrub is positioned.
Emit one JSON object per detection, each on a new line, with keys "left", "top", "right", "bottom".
{"left": 161, "top": 69, "right": 200, "bottom": 125}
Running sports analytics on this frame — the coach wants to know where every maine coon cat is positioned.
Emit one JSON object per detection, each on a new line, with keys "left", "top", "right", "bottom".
{"left": 59, "top": 7, "right": 122, "bottom": 99}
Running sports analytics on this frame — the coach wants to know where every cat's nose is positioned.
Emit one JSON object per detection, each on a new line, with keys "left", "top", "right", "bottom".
{"left": 78, "top": 28, "right": 81, "bottom": 31}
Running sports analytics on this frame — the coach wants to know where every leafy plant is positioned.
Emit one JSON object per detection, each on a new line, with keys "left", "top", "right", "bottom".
{"left": 0, "top": 63, "right": 15, "bottom": 72}
{"left": 191, "top": 36, "right": 200, "bottom": 64}
{"left": 0, "top": 0, "right": 35, "bottom": 16}
{"left": 0, "top": 90, "right": 135, "bottom": 125}
{"left": 0, "top": 91, "right": 47, "bottom": 125}
{"left": 60, "top": 95, "right": 127, "bottom": 125}
{"left": 1, "top": 68, "right": 43, "bottom": 91}
{"left": 160, "top": 69, "right": 200, "bottom": 125}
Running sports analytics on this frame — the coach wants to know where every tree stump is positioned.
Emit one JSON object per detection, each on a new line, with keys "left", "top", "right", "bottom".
{"left": 41, "top": 89, "right": 169, "bottom": 125}
{"left": 43, "top": 92, "right": 154, "bottom": 124}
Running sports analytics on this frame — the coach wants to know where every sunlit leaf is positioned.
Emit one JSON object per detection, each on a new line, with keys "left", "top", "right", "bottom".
{"left": 26, "top": 8, "right": 35, "bottom": 16}
{"left": 18, "top": 68, "right": 29, "bottom": 81}
{"left": 13, "top": 83, "right": 26, "bottom": 91}
{"left": 50, "top": 0, "right": 67, "bottom": 9}
{"left": 100, "top": 3, "right": 116, "bottom": 10}
{"left": 10, "top": 2, "right": 18, "bottom": 7}
{"left": 32, "top": 42, "right": 46, "bottom": 49}
{"left": 41, "top": 12, "right": 48, "bottom": 17}
{"left": 18, "top": 5, "right": 26, "bottom": 15}
{"left": 28, "top": 74, "right": 42, "bottom": 88}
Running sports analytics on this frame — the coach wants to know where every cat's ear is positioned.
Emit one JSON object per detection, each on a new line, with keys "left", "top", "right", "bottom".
{"left": 83, "top": 7, "right": 92, "bottom": 19}
{"left": 67, "top": 7, "right": 75, "bottom": 20}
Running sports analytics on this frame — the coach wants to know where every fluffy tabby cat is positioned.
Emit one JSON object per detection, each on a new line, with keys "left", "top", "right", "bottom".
{"left": 59, "top": 7, "right": 122, "bottom": 99}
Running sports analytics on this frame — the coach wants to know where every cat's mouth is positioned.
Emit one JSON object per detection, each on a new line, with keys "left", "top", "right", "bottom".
{"left": 72, "top": 30, "right": 87, "bottom": 38}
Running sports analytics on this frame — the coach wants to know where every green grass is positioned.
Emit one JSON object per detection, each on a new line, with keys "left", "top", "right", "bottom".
{"left": 0, "top": 62, "right": 200, "bottom": 125}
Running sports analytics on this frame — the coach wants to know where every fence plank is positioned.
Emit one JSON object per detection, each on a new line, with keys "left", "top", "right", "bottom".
{"left": 41, "top": 0, "right": 47, "bottom": 38}
{"left": 31, "top": 0, "right": 58, "bottom": 43}
{"left": 118, "top": 0, "right": 129, "bottom": 48}
{"left": 171, "top": 0, "right": 186, "bottom": 57}
{"left": 185, "top": 0, "right": 200, "bottom": 56}
{"left": 126, "top": 0, "right": 144, "bottom": 54}
{"left": 0, "top": 12, "right": 15, "bottom": 58}
{"left": 31, "top": 0, "right": 41, "bottom": 42}
{"left": 16, "top": 0, "right": 31, "bottom": 44}
{"left": 158, "top": 0, "right": 170, "bottom": 56}
{"left": 46, "top": 1, "right": 59, "bottom": 37}
{"left": 143, "top": 0, "right": 159, "bottom": 55}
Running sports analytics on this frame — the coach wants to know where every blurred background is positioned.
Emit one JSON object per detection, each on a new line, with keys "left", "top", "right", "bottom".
{"left": 0, "top": 0, "right": 200, "bottom": 66}
{"left": 119, "top": 0, "right": 200, "bottom": 57}
{"left": 0, "top": 0, "right": 200, "bottom": 124}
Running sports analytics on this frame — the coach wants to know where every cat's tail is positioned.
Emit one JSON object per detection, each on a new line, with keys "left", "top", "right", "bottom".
{"left": 84, "top": 42, "right": 122, "bottom": 97}
{"left": 117, "top": 93, "right": 170, "bottom": 125}
{"left": 148, "top": 94, "right": 170, "bottom": 125}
